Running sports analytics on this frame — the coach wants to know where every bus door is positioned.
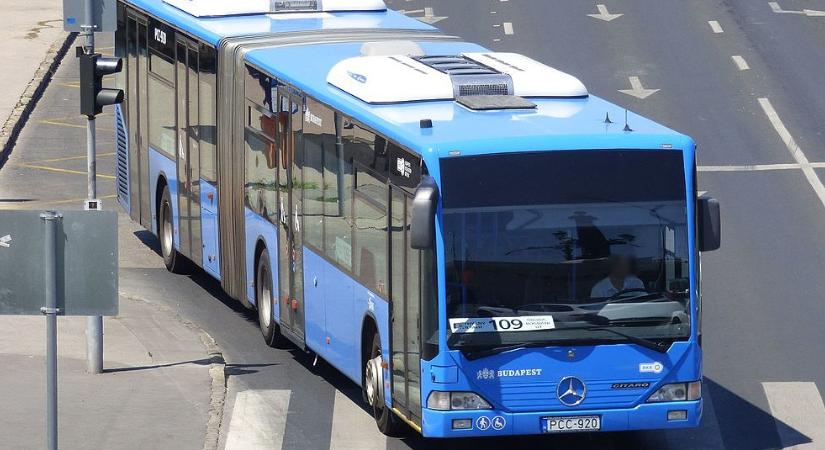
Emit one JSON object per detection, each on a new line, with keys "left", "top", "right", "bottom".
{"left": 390, "top": 186, "right": 423, "bottom": 426}
{"left": 276, "top": 88, "right": 305, "bottom": 341}
{"left": 174, "top": 39, "right": 202, "bottom": 264}
{"left": 125, "top": 14, "right": 151, "bottom": 228}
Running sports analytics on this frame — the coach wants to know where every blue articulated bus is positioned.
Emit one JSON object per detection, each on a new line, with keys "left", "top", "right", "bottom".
{"left": 114, "top": 0, "right": 722, "bottom": 438}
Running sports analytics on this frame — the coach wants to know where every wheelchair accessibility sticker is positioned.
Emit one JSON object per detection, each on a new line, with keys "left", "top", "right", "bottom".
{"left": 476, "top": 415, "right": 506, "bottom": 431}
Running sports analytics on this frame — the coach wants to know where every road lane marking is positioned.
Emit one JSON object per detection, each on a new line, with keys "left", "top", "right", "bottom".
{"left": 769, "top": 2, "right": 803, "bottom": 14}
{"left": 0, "top": 194, "right": 118, "bottom": 210}
{"left": 699, "top": 163, "right": 825, "bottom": 172}
{"left": 225, "top": 389, "right": 291, "bottom": 450}
{"left": 769, "top": 2, "right": 825, "bottom": 16}
{"left": 732, "top": 55, "right": 750, "bottom": 71}
{"left": 503, "top": 22, "right": 514, "bottom": 35}
{"left": 329, "top": 390, "right": 386, "bottom": 450}
{"left": 23, "top": 152, "right": 115, "bottom": 165}
{"left": 618, "top": 76, "right": 660, "bottom": 99}
{"left": 758, "top": 97, "right": 825, "bottom": 209}
{"left": 709, "top": 20, "right": 724, "bottom": 33}
{"left": 15, "top": 163, "right": 117, "bottom": 180}
{"left": 588, "top": 4, "right": 623, "bottom": 22}
{"left": 763, "top": 382, "right": 825, "bottom": 449}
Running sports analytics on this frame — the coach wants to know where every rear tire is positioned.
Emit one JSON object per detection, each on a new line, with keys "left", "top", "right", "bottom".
{"left": 159, "top": 185, "right": 187, "bottom": 274}
{"left": 256, "top": 248, "right": 282, "bottom": 347}
{"left": 365, "top": 333, "right": 404, "bottom": 436}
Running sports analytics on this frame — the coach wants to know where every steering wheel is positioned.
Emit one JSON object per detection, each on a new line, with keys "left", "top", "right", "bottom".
{"left": 607, "top": 288, "right": 649, "bottom": 302}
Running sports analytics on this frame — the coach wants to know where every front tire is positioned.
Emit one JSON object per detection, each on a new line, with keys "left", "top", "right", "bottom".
{"left": 159, "top": 185, "right": 187, "bottom": 274}
{"left": 256, "top": 248, "right": 282, "bottom": 347}
{"left": 365, "top": 333, "right": 404, "bottom": 436}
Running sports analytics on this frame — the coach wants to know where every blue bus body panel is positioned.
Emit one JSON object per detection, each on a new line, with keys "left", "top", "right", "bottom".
{"left": 200, "top": 181, "right": 220, "bottom": 279}
{"left": 419, "top": 342, "right": 701, "bottom": 437}
{"left": 148, "top": 147, "right": 178, "bottom": 248}
{"left": 243, "top": 207, "right": 279, "bottom": 311}
{"left": 304, "top": 247, "right": 391, "bottom": 396}
{"left": 124, "top": 0, "right": 434, "bottom": 46}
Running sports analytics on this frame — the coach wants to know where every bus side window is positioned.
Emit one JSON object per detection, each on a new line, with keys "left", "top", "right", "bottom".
{"left": 324, "top": 114, "right": 353, "bottom": 271}
{"left": 198, "top": 44, "right": 217, "bottom": 184}
{"left": 303, "top": 98, "right": 333, "bottom": 251}
{"left": 243, "top": 66, "right": 278, "bottom": 222}
{"left": 349, "top": 123, "right": 389, "bottom": 296}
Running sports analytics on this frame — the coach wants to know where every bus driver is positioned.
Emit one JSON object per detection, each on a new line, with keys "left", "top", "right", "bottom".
{"left": 590, "top": 246, "right": 645, "bottom": 298}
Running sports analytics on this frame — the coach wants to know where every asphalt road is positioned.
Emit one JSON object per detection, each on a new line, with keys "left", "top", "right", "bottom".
{"left": 3, "top": 1, "right": 825, "bottom": 449}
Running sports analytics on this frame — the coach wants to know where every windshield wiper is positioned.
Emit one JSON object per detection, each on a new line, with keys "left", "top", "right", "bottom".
{"left": 461, "top": 324, "right": 671, "bottom": 360}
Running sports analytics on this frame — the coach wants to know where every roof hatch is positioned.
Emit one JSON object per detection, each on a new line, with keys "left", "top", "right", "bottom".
{"left": 327, "top": 52, "right": 588, "bottom": 104}
{"left": 163, "top": 0, "right": 387, "bottom": 17}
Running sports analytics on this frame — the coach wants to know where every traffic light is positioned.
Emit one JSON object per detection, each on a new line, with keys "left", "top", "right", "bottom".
{"left": 79, "top": 52, "right": 123, "bottom": 117}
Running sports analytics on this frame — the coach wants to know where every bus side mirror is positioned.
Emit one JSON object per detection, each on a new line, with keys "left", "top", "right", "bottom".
{"left": 411, "top": 176, "right": 439, "bottom": 250}
{"left": 698, "top": 196, "right": 721, "bottom": 252}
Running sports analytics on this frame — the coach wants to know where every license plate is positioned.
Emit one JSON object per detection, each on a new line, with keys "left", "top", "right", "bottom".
{"left": 542, "top": 415, "right": 601, "bottom": 433}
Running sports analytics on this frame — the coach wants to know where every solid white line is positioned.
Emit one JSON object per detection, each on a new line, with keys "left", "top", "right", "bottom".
{"left": 709, "top": 20, "right": 724, "bottom": 33}
{"left": 763, "top": 382, "right": 825, "bottom": 449}
{"left": 732, "top": 55, "right": 750, "bottom": 71}
{"left": 503, "top": 22, "right": 514, "bottom": 35}
{"left": 225, "top": 390, "right": 291, "bottom": 450}
{"left": 329, "top": 390, "right": 387, "bottom": 450}
{"left": 699, "top": 163, "right": 825, "bottom": 172}
{"left": 759, "top": 97, "right": 825, "bottom": 209}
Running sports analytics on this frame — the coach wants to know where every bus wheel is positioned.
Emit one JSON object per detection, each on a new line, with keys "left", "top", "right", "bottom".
{"left": 256, "top": 248, "right": 282, "bottom": 347}
{"left": 159, "top": 185, "right": 187, "bottom": 274}
{"left": 365, "top": 333, "right": 403, "bottom": 436}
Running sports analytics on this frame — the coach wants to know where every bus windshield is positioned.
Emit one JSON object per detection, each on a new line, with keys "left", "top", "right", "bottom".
{"left": 440, "top": 150, "right": 692, "bottom": 351}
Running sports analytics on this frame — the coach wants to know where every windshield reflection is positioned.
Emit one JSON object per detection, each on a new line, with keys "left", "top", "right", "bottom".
{"left": 439, "top": 150, "right": 692, "bottom": 349}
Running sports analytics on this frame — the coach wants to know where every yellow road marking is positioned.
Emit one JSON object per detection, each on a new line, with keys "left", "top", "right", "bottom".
{"left": 16, "top": 163, "right": 116, "bottom": 179}
{"left": 0, "top": 194, "right": 117, "bottom": 210}
{"left": 23, "top": 152, "right": 115, "bottom": 164}
{"left": 37, "top": 118, "right": 113, "bottom": 131}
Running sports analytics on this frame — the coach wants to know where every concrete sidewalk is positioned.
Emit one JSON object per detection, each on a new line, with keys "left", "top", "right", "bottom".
{"left": 0, "top": 0, "right": 74, "bottom": 162}
{"left": 0, "top": 291, "right": 215, "bottom": 449}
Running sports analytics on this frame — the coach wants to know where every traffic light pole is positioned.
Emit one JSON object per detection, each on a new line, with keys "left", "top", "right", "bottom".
{"left": 83, "top": 0, "right": 104, "bottom": 375}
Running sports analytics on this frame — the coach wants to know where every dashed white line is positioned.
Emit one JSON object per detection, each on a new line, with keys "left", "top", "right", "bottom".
{"left": 329, "top": 390, "right": 387, "bottom": 450}
{"left": 225, "top": 390, "right": 291, "bottom": 450}
{"left": 709, "top": 20, "right": 724, "bottom": 33}
{"left": 503, "top": 22, "right": 514, "bottom": 35}
{"left": 759, "top": 97, "right": 825, "bottom": 209}
{"left": 763, "top": 382, "right": 825, "bottom": 449}
{"left": 732, "top": 55, "right": 750, "bottom": 71}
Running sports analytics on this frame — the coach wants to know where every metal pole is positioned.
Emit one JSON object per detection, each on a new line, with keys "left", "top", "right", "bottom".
{"left": 83, "top": 0, "right": 103, "bottom": 375}
{"left": 41, "top": 211, "right": 62, "bottom": 450}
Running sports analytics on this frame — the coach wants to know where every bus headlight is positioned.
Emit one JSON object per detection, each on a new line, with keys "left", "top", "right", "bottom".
{"left": 647, "top": 381, "right": 702, "bottom": 402}
{"left": 427, "top": 391, "right": 492, "bottom": 411}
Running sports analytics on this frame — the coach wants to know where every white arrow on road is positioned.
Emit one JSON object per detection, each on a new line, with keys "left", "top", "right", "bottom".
{"left": 399, "top": 7, "right": 447, "bottom": 24}
{"left": 588, "top": 4, "right": 623, "bottom": 22}
{"left": 0, "top": 234, "right": 11, "bottom": 248}
{"left": 619, "top": 76, "right": 660, "bottom": 99}
{"left": 769, "top": 2, "right": 825, "bottom": 16}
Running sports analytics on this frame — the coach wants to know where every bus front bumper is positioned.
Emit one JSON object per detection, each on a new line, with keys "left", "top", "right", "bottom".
{"left": 420, "top": 399, "right": 702, "bottom": 438}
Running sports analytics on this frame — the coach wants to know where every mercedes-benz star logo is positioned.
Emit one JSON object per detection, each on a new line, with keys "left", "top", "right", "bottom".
{"left": 557, "top": 376, "right": 587, "bottom": 407}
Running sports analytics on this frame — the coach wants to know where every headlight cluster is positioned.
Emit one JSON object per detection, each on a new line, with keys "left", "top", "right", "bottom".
{"left": 647, "top": 381, "right": 702, "bottom": 402}
{"left": 427, "top": 391, "right": 492, "bottom": 411}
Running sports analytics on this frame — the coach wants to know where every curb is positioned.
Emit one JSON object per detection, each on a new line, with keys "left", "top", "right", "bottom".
{"left": 119, "top": 293, "right": 227, "bottom": 450}
{"left": 0, "top": 31, "right": 78, "bottom": 168}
